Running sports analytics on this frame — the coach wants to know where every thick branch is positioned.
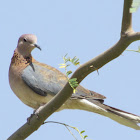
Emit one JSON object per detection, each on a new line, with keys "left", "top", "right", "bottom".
{"left": 121, "top": 0, "right": 133, "bottom": 35}
{"left": 8, "top": 0, "right": 140, "bottom": 140}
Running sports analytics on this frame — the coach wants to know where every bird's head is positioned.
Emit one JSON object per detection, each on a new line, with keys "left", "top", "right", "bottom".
{"left": 17, "top": 34, "right": 41, "bottom": 57}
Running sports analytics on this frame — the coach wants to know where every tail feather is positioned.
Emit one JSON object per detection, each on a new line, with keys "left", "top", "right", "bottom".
{"left": 103, "top": 104, "right": 140, "bottom": 130}
{"left": 77, "top": 99, "right": 140, "bottom": 130}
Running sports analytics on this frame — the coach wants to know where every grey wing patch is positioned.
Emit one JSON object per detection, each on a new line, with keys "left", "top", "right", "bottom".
{"left": 22, "top": 62, "right": 106, "bottom": 103}
{"left": 21, "top": 63, "right": 64, "bottom": 96}
{"left": 22, "top": 70, "right": 47, "bottom": 96}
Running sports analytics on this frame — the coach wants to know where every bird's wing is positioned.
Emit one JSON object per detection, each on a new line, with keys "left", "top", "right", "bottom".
{"left": 21, "top": 62, "right": 106, "bottom": 101}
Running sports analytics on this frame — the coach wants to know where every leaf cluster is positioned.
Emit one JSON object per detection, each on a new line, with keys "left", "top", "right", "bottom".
{"left": 59, "top": 54, "right": 80, "bottom": 93}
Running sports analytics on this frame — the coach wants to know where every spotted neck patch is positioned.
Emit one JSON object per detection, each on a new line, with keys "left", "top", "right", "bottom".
{"left": 11, "top": 50, "right": 33, "bottom": 66}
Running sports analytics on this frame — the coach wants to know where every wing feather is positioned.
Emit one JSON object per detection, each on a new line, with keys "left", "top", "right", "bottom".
{"left": 22, "top": 62, "right": 106, "bottom": 101}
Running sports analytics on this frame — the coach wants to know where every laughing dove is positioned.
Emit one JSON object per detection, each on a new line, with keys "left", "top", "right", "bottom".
{"left": 9, "top": 34, "right": 140, "bottom": 130}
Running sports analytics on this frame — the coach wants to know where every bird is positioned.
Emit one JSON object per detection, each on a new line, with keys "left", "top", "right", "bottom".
{"left": 9, "top": 34, "right": 140, "bottom": 130}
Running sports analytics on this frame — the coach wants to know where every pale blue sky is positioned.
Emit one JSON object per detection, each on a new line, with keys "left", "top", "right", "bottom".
{"left": 1, "top": 0, "right": 140, "bottom": 140}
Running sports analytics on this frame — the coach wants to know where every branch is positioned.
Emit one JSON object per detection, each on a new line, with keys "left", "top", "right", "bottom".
{"left": 121, "top": 0, "right": 140, "bottom": 41}
{"left": 121, "top": 0, "right": 133, "bottom": 34}
{"left": 8, "top": 0, "right": 140, "bottom": 139}
{"left": 128, "top": 32, "right": 140, "bottom": 41}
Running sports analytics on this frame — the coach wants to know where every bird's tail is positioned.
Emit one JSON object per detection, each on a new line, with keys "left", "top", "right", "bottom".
{"left": 77, "top": 99, "right": 140, "bottom": 130}
{"left": 102, "top": 104, "right": 140, "bottom": 130}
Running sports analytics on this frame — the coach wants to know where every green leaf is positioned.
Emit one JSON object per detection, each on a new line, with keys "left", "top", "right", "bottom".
{"left": 70, "top": 84, "right": 78, "bottom": 89}
{"left": 66, "top": 71, "right": 72, "bottom": 76}
{"left": 59, "top": 63, "right": 66, "bottom": 65}
{"left": 80, "top": 130, "right": 85, "bottom": 134}
{"left": 84, "top": 135, "right": 88, "bottom": 139}
{"left": 75, "top": 62, "right": 80, "bottom": 65}
{"left": 69, "top": 78, "right": 79, "bottom": 91}
{"left": 59, "top": 65, "right": 66, "bottom": 68}
{"left": 69, "top": 82, "right": 78, "bottom": 86}
{"left": 71, "top": 57, "right": 80, "bottom": 66}
{"left": 69, "top": 78, "right": 77, "bottom": 82}
{"left": 74, "top": 59, "right": 80, "bottom": 65}
{"left": 130, "top": 0, "right": 140, "bottom": 13}
{"left": 71, "top": 56, "right": 77, "bottom": 63}
{"left": 65, "top": 58, "right": 71, "bottom": 63}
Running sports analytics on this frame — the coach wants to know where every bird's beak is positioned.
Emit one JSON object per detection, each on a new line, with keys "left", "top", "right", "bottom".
{"left": 34, "top": 44, "right": 41, "bottom": 50}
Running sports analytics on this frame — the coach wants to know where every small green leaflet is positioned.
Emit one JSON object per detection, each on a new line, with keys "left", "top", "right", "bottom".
{"left": 130, "top": 0, "right": 140, "bottom": 13}
{"left": 80, "top": 130, "right": 85, "bottom": 134}
{"left": 66, "top": 71, "right": 72, "bottom": 76}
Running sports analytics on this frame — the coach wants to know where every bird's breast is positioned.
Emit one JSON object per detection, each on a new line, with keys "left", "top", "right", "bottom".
{"left": 9, "top": 65, "right": 53, "bottom": 109}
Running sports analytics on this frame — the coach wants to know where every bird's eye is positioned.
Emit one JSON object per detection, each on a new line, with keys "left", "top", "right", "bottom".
{"left": 23, "top": 38, "right": 27, "bottom": 42}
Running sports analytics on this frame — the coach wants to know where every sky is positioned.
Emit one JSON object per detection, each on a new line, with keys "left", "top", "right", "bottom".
{"left": 1, "top": 0, "right": 140, "bottom": 140}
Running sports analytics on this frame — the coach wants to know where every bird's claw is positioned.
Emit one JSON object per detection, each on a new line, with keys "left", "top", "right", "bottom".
{"left": 27, "top": 110, "right": 40, "bottom": 124}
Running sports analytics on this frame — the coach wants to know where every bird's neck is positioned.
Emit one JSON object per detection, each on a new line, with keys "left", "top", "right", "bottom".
{"left": 10, "top": 49, "right": 34, "bottom": 66}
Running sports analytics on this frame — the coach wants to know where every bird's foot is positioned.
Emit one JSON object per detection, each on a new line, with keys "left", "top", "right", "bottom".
{"left": 27, "top": 104, "right": 45, "bottom": 124}
{"left": 27, "top": 114, "right": 32, "bottom": 124}
{"left": 27, "top": 110, "right": 40, "bottom": 124}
